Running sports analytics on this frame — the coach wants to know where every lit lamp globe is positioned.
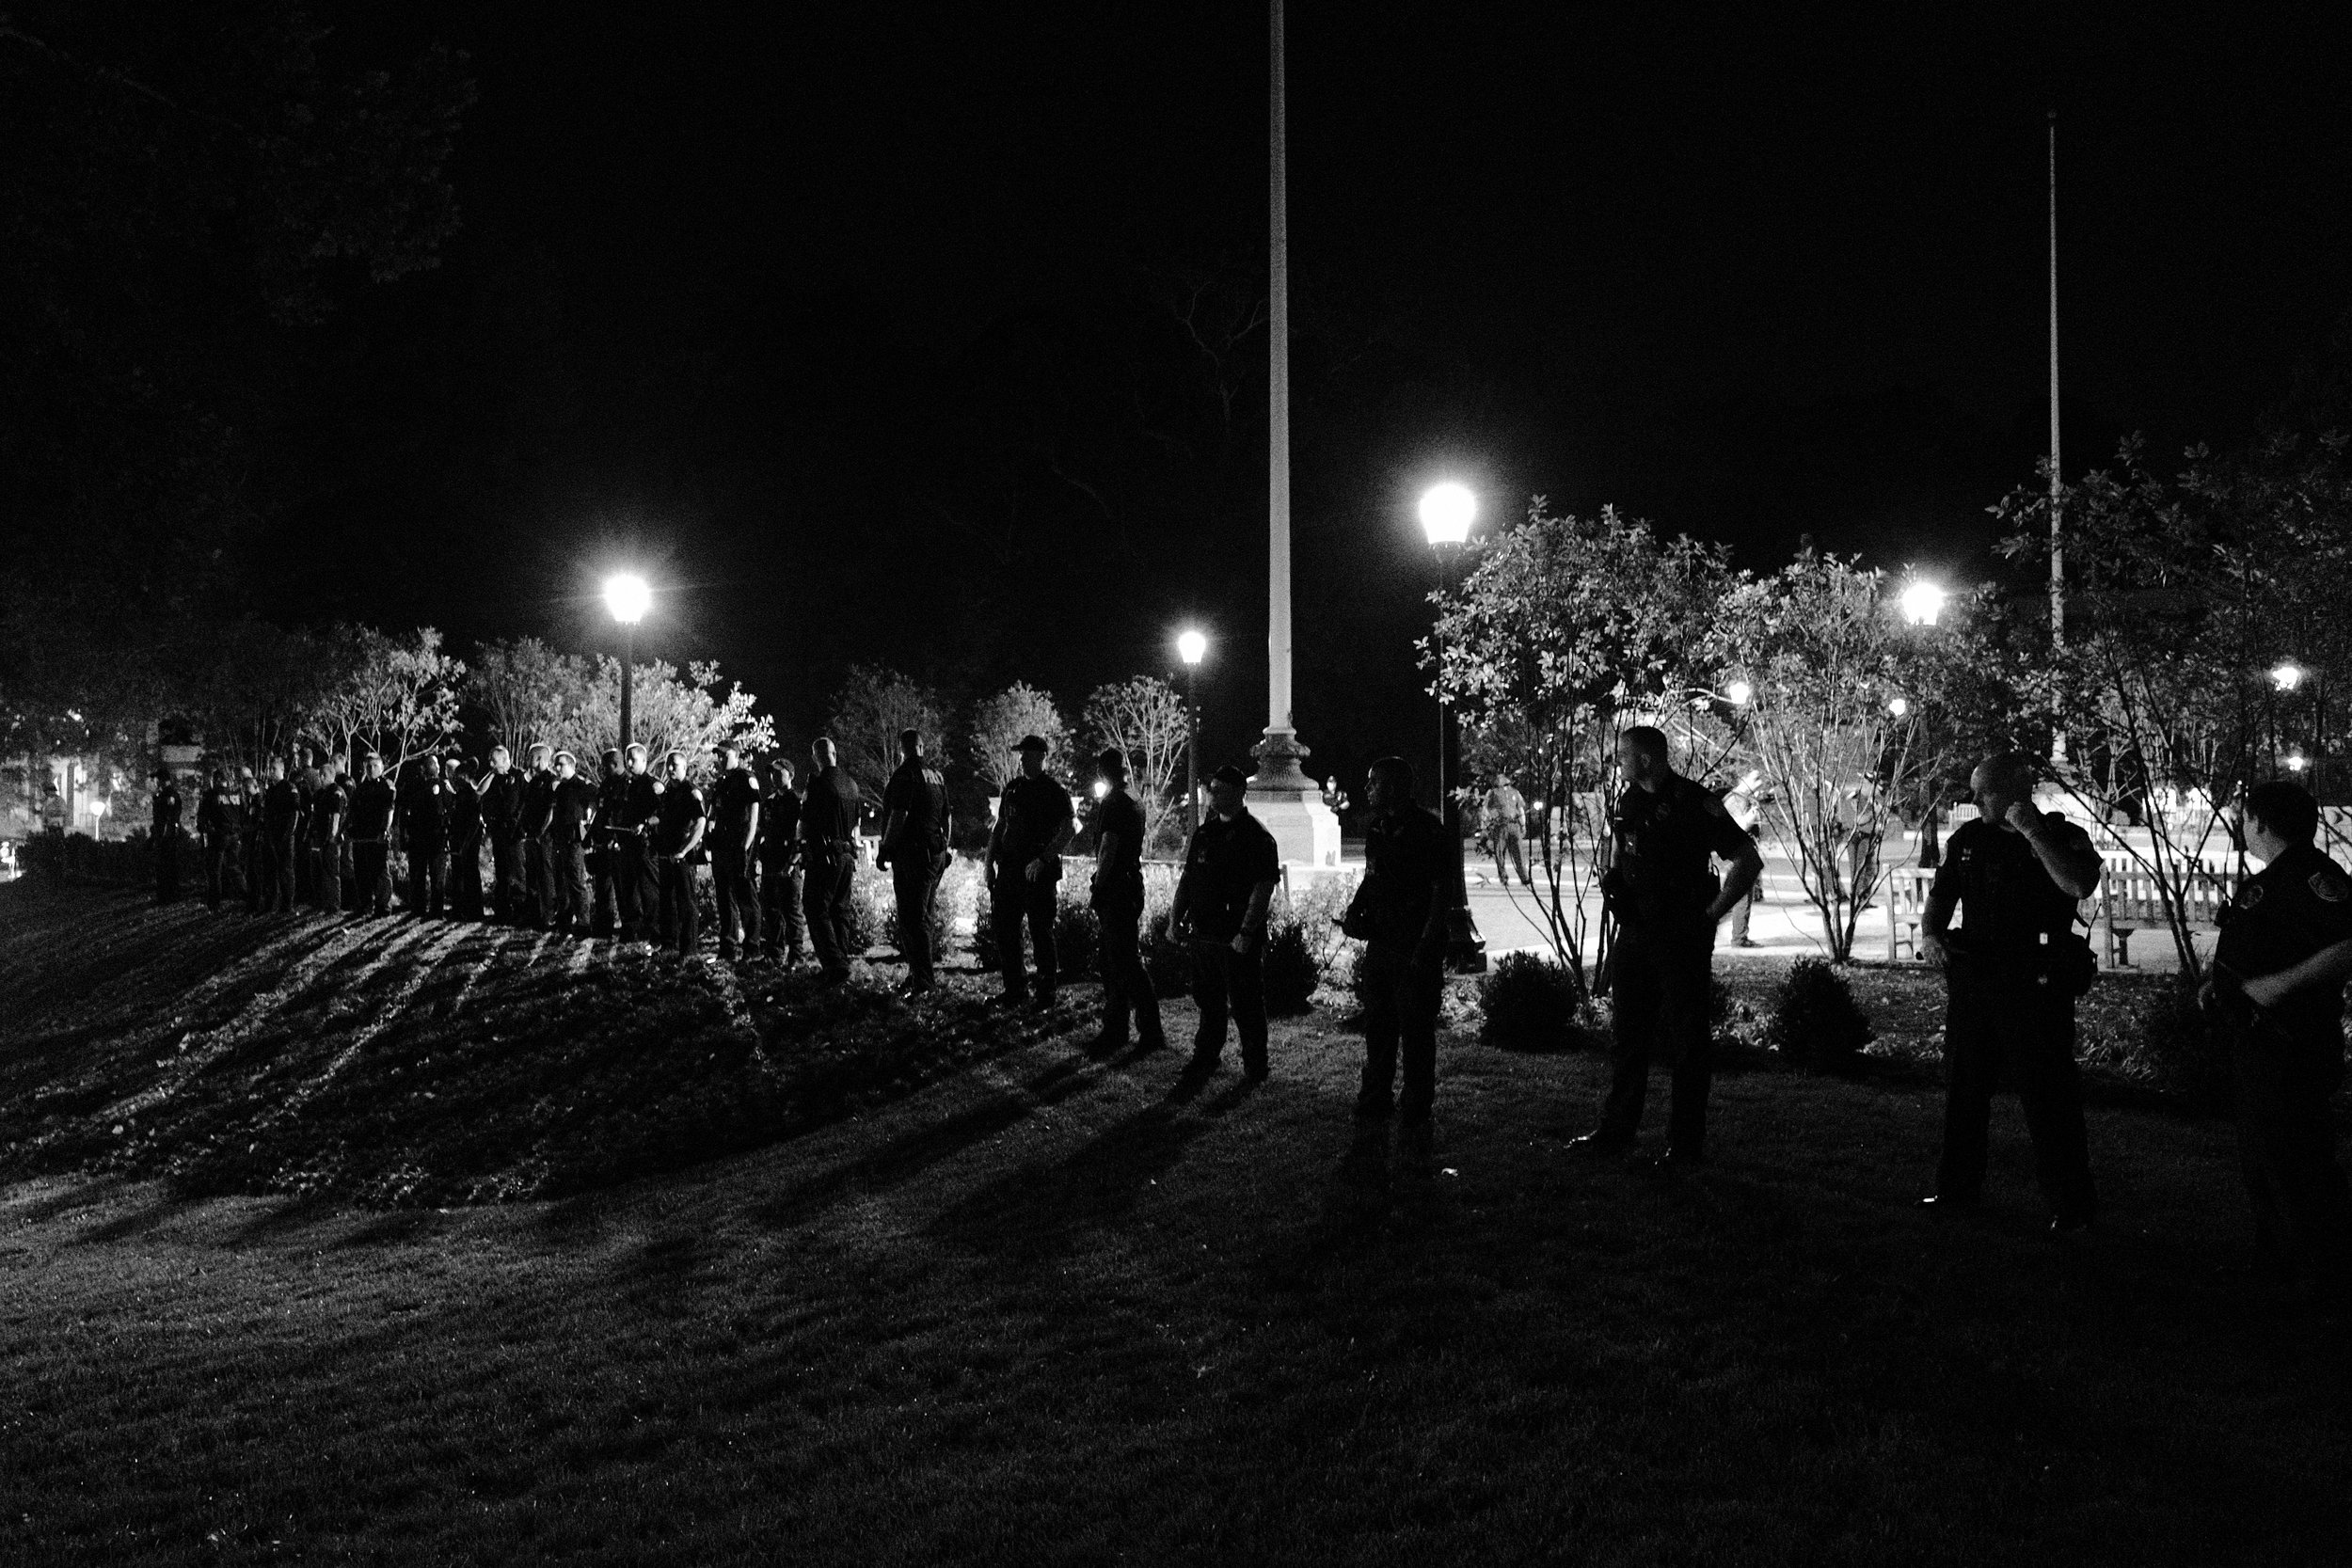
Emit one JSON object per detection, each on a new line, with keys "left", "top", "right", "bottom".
{"left": 1092, "top": 778, "right": 1110, "bottom": 800}
{"left": 1898, "top": 579, "right": 1947, "bottom": 627}
{"left": 1888, "top": 696, "right": 1911, "bottom": 718}
{"left": 604, "top": 573, "right": 651, "bottom": 625}
{"left": 1418, "top": 483, "right": 1476, "bottom": 546}
{"left": 1724, "top": 679, "right": 1754, "bottom": 707}
{"left": 1177, "top": 628, "right": 1207, "bottom": 667}
{"left": 2272, "top": 661, "right": 2305, "bottom": 693}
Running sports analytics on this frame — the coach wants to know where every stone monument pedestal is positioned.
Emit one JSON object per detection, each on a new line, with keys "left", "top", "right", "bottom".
{"left": 1248, "top": 728, "right": 1342, "bottom": 868}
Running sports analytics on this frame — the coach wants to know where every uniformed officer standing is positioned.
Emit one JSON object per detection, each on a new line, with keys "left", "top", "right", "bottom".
{"left": 647, "top": 749, "right": 707, "bottom": 959}
{"left": 757, "top": 757, "right": 806, "bottom": 965}
{"left": 2202, "top": 780, "right": 2352, "bottom": 1300}
{"left": 345, "top": 752, "right": 399, "bottom": 917}
{"left": 259, "top": 757, "right": 304, "bottom": 914}
{"left": 800, "top": 737, "right": 865, "bottom": 983}
{"left": 151, "top": 768, "right": 184, "bottom": 904}
{"left": 620, "top": 743, "right": 662, "bottom": 942}
{"left": 481, "top": 744, "right": 525, "bottom": 924}
{"left": 446, "top": 757, "right": 486, "bottom": 922}
{"left": 590, "top": 749, "right": 628, "bottom": 937}
{"left": 1348, "top": 757, "right": 1454, "bottom": 1125}
{"left": 1920, "top": 752, "right": 2103, "bottom": 1229}
{"left": 1086, "top": 748, "right": 1164, "bottom": 1051}
{"left": 236, "top": 766, "right": 266, "bottom": 911}
{"left": 196, "top": 768, "right": 246, "bottom": 911}
{"left": 878, "top": 728, "right": 953, "bottom": 996}
{"left": 548, "top": 751, "right": 598, "bottom": 935}
{"left": 1169, "top": 764, "right": 1281, "bottom": 1080}
{"left": 517, "top": 743, "right": 558, "bottom": 928}
{"left": 306, "top": 761, "right": 346, "bottom": 915}
{"left": 708, "top": 742, "right": 763, "bottom": 963}
{"left": 1484, "top": 773, "right": 1534, "bottom": 889}
{"left": 986, "top": 736, "right": 1076, "bottom": 1006}
{"left": 399, "top": 754, "right": 454, "bottom": 918}
{"left": 39, "top": 782, "right": 67, "bottom": 882}
{"left": 1568, "top": 726, "right": 1763, "bottom": 1168}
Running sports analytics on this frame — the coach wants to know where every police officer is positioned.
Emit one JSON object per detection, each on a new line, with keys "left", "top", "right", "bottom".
{"left": 800, "top": 737, "right": 864, "bottom": 983}
{"left": 1920, "top": 752, "right": 2103, "bottom": 1229}
{"left": 481, "top": 744, "right": 526, "bottom": 924}
{"left": 307, "top": 759, "right": 346, "bottom": 915}
{"left": 235, "top": 765, "right": 266, "bottom": 911}
{"left": 879, "top": 728, "right": 953, "bottom": 996}
{"left": 1349, "top": 757, "right": 1454, "bottom": 1125}
{"left": 548, "top": 750, "right": 598, "bottom": 935}
{"left": 345, "top": 752, "right": 399, "bottom": 917}
{"left": 447, "top": 757, "right": 486, "bottom": 922}
{"left": 647, "top": 749, "right": 707, "bottom": 959}
{"left": 986, "top": 735, "right": 1075, "bottom": 1006}
{"left": 517, "top": 743, "right": 558, "bottom": 929}
{"left": 258, "top": 756, "right": 304, "bottom": 914}
{"left": 620, "top": 742, "right": 662, "bottom": 942}
{"left": 1568, "top": 725, "right": 1764, "bottom": 1168}
{"left": 708, "top": 741, "right": 763, "bottom": 963}
{"left": 591, "top": 748, "right": 628, "bottom": 937}
{"left": 399, "top": 754, "right": 454, "bottom": 918}
{"left": 2201, "top": 780, "right": 2352, "bottom": 1300}
{"left": 196, "top": 767, "right": 246, "bottom": 911}
{"left": 1484, "top": 772, "right": 1534, "bottom": 889}
{"left": 39, "top": 780, "right": 67, "bottom": 882}
{"left": 151, "top": 768, "right": 184, "bottom": 904}
{"left": 1169, "top": 764, "right": 1281, "bottom": 1080}
{"left": 1086, "top": 748, "right": 1164, "bottom": 1051}
{"left": 758, "top": 757, "right": 806, "bottom": 965}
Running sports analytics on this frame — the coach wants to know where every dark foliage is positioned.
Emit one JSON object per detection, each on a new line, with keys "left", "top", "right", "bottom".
{"left": 1479, "top": 951, "right": 1583, "bottom": 1052}
{"left": 1764, "top": 958, "right": 1875, "bottom": 1070}
{"left": 1259, "top": 920, "right": 1320, "bottom": 1017}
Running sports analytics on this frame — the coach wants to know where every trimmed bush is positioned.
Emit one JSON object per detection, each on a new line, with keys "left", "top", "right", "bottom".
{"left": 1763, "top": 958, "right": 1874, "bottom": 1070}
{"left": 1479, "top": 951, "right": 1582, "bottom": 1052}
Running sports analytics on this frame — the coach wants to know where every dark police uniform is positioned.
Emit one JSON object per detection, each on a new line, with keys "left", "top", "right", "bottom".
{"left": 882, "top": 757, "right": 952, "bottom": 987}
{"left": 2213, "top": 841, "right": 2352, "bottom": 1289}
{"left": 307, "top": 775, "right": 346, "bottom": 914}
{"left": 447, "top": 773, "right": 485, "bottom": 921}
{"left": 481, "top": 765, "right": 526, "bottom": 923}
{"left": 346, "top": 773, "right": 399, "bottom": 916}
{"left": 197, "top": 780, "right": 246, "bottom": 911}
{"left": 517, "top": 765, "right": 558, "bottom": 928}
{"left": 239, "top": 778, "right": 268, "bottom": 911}
{"left": 548, "top": 769, "right": 597, "bottom": 933}
{"left": 800, "top": 765, "right": 864, "bottom": 979}
{"left": 1175, "top": 806, "right": 1281, "bottom": 1072}
{"left": 1351, "top": 803, "right": 1453, "bottom": 1121}
{"left": 989, "top": 771, "right": 1075, "bottom": 1001}
{"left": 1927, "top": 815, "right": 2100, "bottom": 1223}
{"left": 260, "top": 775, "right": 304, "bottom": 913}
{"left": 758, "top": 777, "right": 805, "bottom": 963}
{"left": 591, "top": 761, "right": 629, "bottom": 937}
{"left": 620, "top": 768, "right": 662, "bottom": 939}
{"left": 1089, "top": 786, "right": 1164, "bottom": 1048}
{"left": 151, "top": 777, "right": 184, "bottom": 904}
{"left": 399, "top": 772, "right": 453, "bottom": 918}
{"left": 650, "top": 776, "right": 706, "bottom": 958}
{"left": 709, "top": 763, "right": 763, "bottom": 960}
{"left": 1597, "top": 774, "right": 1753, "bottom": 1160}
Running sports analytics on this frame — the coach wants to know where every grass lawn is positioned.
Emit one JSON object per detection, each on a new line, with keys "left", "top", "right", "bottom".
{"left": 3, "top": 884, "right": 2348, "bottom": 1564}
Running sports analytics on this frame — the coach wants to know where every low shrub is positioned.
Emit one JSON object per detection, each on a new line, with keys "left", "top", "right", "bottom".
{"left": 2080, "top": 978, "right": 2233, "bottom": 1113}
{"left": 1764, "top": 958, "right": 1874, "bottom": 1070}
{"left": 1479, "top": 951, "right": 1583, "bottom": 1051}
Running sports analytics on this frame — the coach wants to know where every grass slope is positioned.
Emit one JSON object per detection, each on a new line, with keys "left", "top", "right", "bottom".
{"left": 3, "top": 886, "right": 2349, "bottom": 1565}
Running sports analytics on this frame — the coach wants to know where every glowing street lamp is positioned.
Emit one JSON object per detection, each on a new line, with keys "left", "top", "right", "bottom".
{"left": 1898, "top": 578, "right": 1948, "bottom": 627}
{"left": 2271, "top": 660, "right": 2305, "bottom": 693}
{"left": 1418, "top": 481, "right": 1486, "bottom": 973}
{"left": 1178, "top": 628, "right": 1207, "bottom": 831}
{"left": 2286, "top": 752, "right": 2309, "bottom": 774}
{"left": 1091, "top": 778, "right": 1110, "bottom": 801}
{"left": 1417, "top": 482, "right": 1476, "bottom": 546}
{"left": 604, "top": 572, "right": 651, "bottom": 755}
{"left": 1724, "top": 679, "right": 1754, "bottom": 708}
{"left": 1888, "top": 696, "right": 1911, "bottom": 719}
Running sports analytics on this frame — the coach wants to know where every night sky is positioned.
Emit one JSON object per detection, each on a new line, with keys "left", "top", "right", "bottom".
{"left": 271, "top": 1, "right": 2350, "bottom": 794}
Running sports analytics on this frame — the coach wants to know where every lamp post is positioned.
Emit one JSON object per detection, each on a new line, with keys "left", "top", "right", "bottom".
{"left": 1419, "top": 482, "right": 1486, "bottom": 974}
{"left": 603, "top": 573, "right": 651, "bottom": 755}
{"left": 1178, "top": 628, "right": 1208, "bottom": 831}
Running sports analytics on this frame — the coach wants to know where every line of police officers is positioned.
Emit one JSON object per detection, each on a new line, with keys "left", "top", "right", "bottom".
{"left": 151, "top": 724, "right": 2350, "bottom": 1303}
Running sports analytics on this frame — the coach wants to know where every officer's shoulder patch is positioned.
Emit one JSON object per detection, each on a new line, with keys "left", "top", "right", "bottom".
{"left": 2309, "top": 870, "right": 2347, "bottom": 904}
{"left": 2238, "top": 882, "right": 2266, "bottom": 910}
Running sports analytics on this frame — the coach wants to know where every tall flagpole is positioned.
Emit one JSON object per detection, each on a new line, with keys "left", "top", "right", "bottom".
{"left": 2047, "top": 109, "right": 2067, "bottom": 767}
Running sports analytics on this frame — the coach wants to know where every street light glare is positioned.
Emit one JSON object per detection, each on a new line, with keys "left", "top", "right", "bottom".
{"left": 1888, "top": 695, "right": 1911, "bottom": 718}
{"left": 2271, "top": 660, "right": 2305, "bottom": 692}
{"left": 1724, "top": 679, "right": 1754, "bottom": 707}
{"left": 1177, "top": 628, "right": 1208, "bottom": 666}
{"left": 1418, "top": 483, "right": 1476, "bottom": 546}
{"left": 1898, "top": 579, "right": 1947, "bottom": 626}
{"left": 604, "top": 573, "right": 652, "bottom": 626}
{"left": 1092, "top": 778, "right": 1110, "bottom": 800}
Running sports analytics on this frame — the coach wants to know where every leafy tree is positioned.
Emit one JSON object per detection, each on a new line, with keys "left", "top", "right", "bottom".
{"left": 826, "top": 665, "right": 944, "bottom": 800}
{"left": 1431, "top": 502, "right": 1733, "bottom": 992}
{"left": 1084, "top": 675, "right": 1189, "bottom": 852}
{"left": 467, "top": 638, "right": 590, "bottom": 758}
{"left": 547, "top": 658, "right": 774, "bottom": 784}
{"left": 965, "top": 681, "right": 1070, "bottom": 797}
{"left": 302, "top": 626, "right": 464, "bottom": 779}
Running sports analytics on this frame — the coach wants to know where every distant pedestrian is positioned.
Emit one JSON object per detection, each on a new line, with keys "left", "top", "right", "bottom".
{"left": 1484, "top": 772, "right": 1533, "bottom": 889}
{"left": 1568, "top": 725, "right": 1763, "bottom": 1168}
{"left": 648, "top": 750, "right": 707, "bottom": 959}
{"left": 1169, "top": 764, "right": 1280, "bottom": 1082}
{"left": 481, "top": 744, "right": 526, "bottom": 924}
{"left": 345, "top": 753, "right": 398, "bottom": 917}
{"left": 757, "top": 757, "right": 806, "bottom": 965}
{"left": 2202, "top": 780, "right": 2352, "bottom": 1301}
{"left": 1920, "top": 752, "right": 2103, "bottom": 1230}
{"left": 708, "top": 742, "right": 763, "bottom": 962}
{"left": 878, "top": 728, "right": 952, "bottom": 995}
{"left": 986, "top": 735, "right": 1075, "bottom": 1006}
{"left": 1722, "top": 772, "right": 1765, "bottom": 948}
{"left": 800, "top": 737, "right": 864, "bottom": 983}
{"left": 1345, "top": 757, "right": 1452, "bottom": 1125}
{"left": 447, "top": 757, "right": 486, "bottom": 922}
{"left": 399, "top": 754, "right": 454, "bottom": 918}
{"left": 517, "top": 743, "right": 558, "bottom": 928}
{"left": 259, "top": 757, "right": 304, "bottom": 913}
{"left": 1086, "top": 748, "right": 1164, "bottom": 1051}
{"left": 151, "top": 769, "right": 184, "bottom": 904}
